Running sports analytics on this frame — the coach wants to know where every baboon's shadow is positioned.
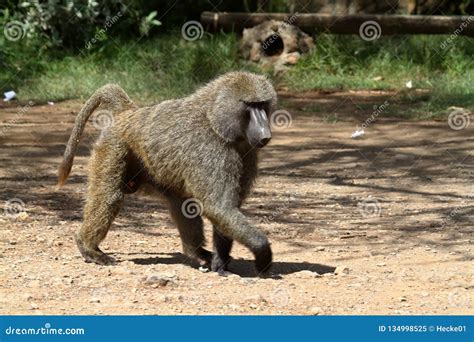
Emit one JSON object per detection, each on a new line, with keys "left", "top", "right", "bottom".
{"left": 129, "top": 253, "right": 336, "bottom": 278}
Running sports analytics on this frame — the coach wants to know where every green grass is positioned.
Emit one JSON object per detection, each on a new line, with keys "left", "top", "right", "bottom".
{"left": 282, "top": 34, "right": 473, "bottom": 116}
{"left": 3, "top": 32, "right": 258, "bottom": 104}
{"left": 1, "top": 32, "right": 472, "bottom": 115}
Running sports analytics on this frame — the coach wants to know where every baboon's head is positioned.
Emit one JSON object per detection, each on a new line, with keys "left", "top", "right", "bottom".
{"left": 208, "top": 72, "right": 277, "bottom": 148}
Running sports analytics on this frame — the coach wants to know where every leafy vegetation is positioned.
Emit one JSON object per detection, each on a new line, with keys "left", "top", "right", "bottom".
{"left": 0, "top": 1, "right": 472, "bottom": 117}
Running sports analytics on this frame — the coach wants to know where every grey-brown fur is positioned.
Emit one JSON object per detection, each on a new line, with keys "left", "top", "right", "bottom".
{"left": 58, "top": 71, "right": 277, "bottom": 275}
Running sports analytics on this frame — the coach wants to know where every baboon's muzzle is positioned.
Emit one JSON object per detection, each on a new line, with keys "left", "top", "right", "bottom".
{"left": 247, "top": 107, "right": 272, "bottom": 148}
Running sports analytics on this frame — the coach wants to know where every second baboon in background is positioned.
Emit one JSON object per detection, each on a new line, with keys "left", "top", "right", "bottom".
{"left": 58, "top": 71, "right": 277, "bottom": 275}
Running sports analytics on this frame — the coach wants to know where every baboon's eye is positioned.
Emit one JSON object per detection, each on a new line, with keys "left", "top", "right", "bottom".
{"left": 242, "top": 101, "right": 267, "bottom": 109}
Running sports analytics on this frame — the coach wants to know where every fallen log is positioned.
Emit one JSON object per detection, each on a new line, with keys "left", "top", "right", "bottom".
{"left": 201, "top": 12, "right": 474, "bottom": 37}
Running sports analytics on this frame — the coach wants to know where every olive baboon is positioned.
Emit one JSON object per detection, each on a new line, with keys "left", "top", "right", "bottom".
{"left": 58, "top": 71, "right": 277, "bottom": 275}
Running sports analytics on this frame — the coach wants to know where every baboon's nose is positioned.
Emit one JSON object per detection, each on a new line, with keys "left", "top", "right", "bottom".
{"left": 259, "top": 137, "right": 271, "bottom": 147}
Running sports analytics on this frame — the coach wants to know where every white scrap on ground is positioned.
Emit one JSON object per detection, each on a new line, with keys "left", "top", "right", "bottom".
{"left": 405, "top": 80, "right": 413, "bottom": 89}
{"left": 3, "top": 90, "right": 16, "bottom": 101}
{"left": 351, "top": 128, "right": 365, "bottom": 139}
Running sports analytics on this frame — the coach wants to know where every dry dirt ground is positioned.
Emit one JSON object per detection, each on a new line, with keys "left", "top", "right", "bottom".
{"left": 0, "top": 90, "right": 472, "bottom": 315}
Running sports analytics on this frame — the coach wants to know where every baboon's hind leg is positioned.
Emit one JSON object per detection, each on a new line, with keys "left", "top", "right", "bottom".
{"left": 166, "top": 195, "right": 212, "bottom": 266}
{"left": 76, "top": 137, "right": 127, "bottom": 265}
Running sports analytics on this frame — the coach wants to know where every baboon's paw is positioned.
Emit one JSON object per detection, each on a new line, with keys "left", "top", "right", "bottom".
{"left": 185, "top": 247, "right": 213, "bottom": 267}
{"left": 254, "top": 243, "right": 272, "bottom": 276}
{"left": 196, "top": 248, "right": 213, "bottom": 266}
{"left": 85, "top": 252, "right": 117, "bottom": 266}
{"left": 211, "top": 255, "right": 230, "bottom": 274}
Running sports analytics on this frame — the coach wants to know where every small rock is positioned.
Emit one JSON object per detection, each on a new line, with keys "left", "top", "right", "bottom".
{"left": 245, "top": 294, "right": 267, "bottom": 303}
{"left": 90, "top": 298, "right": 100, "bottom": 303}
{"left": 120, "top": 261, "right": 135, "bottom": 267}
{"left": 30, "top": 303, "right": 39, "bottom": 310}
{"left": 227, "top": 274, "right": 241, "bottom": 280}
{"left": 23, "top": 294, "right": 33, "bottom": 301}
{"left": 295, "top": 270, "right": 321, "bottom": 278}
{"left": 334, "top": 266, "right": 350, "bottom": 275}
{"left": 198, "top": 266, "right": 209, "bottom": 273}
{"left": 285, "top": 52, "right": 300, "bottom": 65}
{"left": 309, "top": 307, "right": 320, "bottom": 315}
{"left": 399, "top": 296, "right": 407, "bottom": 302}
{"left": 376, "top": 263, "right": 387, "bottom": 267}
{"left": 240, "top": 278, "right": 258, "bottom": 284}
{"left": 144, "top": 274, "right": 174, "bottom": 287}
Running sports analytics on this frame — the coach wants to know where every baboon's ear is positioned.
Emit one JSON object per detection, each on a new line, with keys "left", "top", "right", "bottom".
{"left": 207, "top": 92, "right": 243, "bottom": 143}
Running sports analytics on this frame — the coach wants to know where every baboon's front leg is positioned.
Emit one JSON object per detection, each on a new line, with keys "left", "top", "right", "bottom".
{"left": 206, "top": 207, "right": 272, "bottom": 275}
{"left": 76, "top": 137, "right": 127, "bottom": 265}
{"left": 211, "top": 226, "right": 233, "bottom": 274}
{"left": 166, "top": 195, "right": 212, "bottom": 266}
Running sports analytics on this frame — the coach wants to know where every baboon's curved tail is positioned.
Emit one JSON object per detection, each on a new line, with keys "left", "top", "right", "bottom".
{"left": 58, "top": 84, "right": 136, "bottom": 186}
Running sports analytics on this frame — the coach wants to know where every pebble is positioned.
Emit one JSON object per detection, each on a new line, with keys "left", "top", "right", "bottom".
{"left": 294, "top": 270, "right": 321, "bottom": 278}
{"left": 309, "top": 307, "right": 321, "bottom": 315}
{"left": 334, "top": 266, "right": 350, "bottom": 275}
{"left": 227, "top": 274, "right": 241, "bottom": 280}
{"left": 245, "top": 294, "right": 267, "bottom": 303}
{"left": 198, "top": 266, "right": 209, "bottom": 273}
{"left": 240, "top": 278, "right": 258, "bottom": 284}
{"left": 23, "top": 294, "right": 34, "bottom": 301}
{"left": 144, "top": 274, "right": 175, "bottom": 287}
